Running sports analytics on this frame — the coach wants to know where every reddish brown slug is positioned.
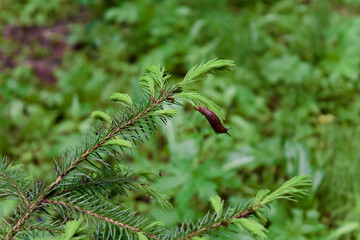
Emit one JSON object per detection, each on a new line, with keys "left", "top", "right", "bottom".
{"left": 194, "top": 106, "right": 231, "bottom": 136}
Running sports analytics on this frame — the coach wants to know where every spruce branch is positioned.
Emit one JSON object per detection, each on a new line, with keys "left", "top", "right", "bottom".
{"left": 0, "top": 158, "right": 31, "bottom": 206}
{"left": 1, "top": 59, "right": 313, "bottom": 240}
{"left": 0, "top": 173, "right": 29, "bottom": 208}
{"left": 178, "top": 208, "right": 254, "bottom": 240}
{"left": 160, "top": 175, "right": 312, "bottom": 240}
{"left": 261, "top": 175, "right": 312, "bottom": 204}
{"left": 50, "top": 171, "right": 133, "bottom": 198}
{"left": 22, "top": 226, "right": 64, "bottom": 234}
{"left": 48, "top": 92, "right": 170, "bottom": 192}
{"left": 181, "top": 59, "right": 235, "bottom": 87}
{"left": 2, "top": 57, "right": 184, "bottom": 238}
{"left": 53, "top": 168, "right": 172, "bottom": 210}
{"left": 3, "top": 92, "right": 172, "bottom": 239}
{"left": 42, "top": 199, "right": 158, "bottom": 239}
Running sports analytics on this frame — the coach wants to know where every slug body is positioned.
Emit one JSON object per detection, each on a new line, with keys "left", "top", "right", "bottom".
{"left": 194, "top": 106, "right": 231, "bottom": 136}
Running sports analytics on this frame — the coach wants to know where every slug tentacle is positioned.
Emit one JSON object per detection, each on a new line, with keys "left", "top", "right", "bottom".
{"left": 194, "top": 106, "right": 231, "bottom": 136}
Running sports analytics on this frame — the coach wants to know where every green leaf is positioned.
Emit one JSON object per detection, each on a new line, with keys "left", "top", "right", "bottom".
{"left": 0, "top": 200, "right": 17, "bottom": 223}
{"left": 252, "top": 189, "right": 270, "bottom": 207}
{"left": 139, "top": 65, "right": 170, "bottom": 95}
{"left": 104, "top": 3, "right": 139, "bottom": 24}
{"left": 103, "top": 139, "right": 132, "bottom": 148}
{"left": 328, "top": 222, "right": 359, "bottom": 239}
{"left": 232, "top": 218, "right": 267, "bottom": 240}
{"left": 144, "top": 65, "right": 166, "bottom": 90}
{"left": 91, "top": 111, "right": 112, "bottom": 124}
{"left": 152, "top": 109, "right": 178, "bottom": 118}
{"left": 139, "top": 75, "right": 155, "bottom": 96}
{"left": 134, "top": 169, "right": 157, "bottom": 181}
{"left": 209, "top": 195, "right": 223, "bottom": 214}
{"left": 136, "top": 232, "right": 148, "bottom": 240}
{"left": 262, "top": 175, "right": 312, "bottom": 205}
{"left": 144, "top": 221, "right": 165, "bottom": 230}
{"left": 181, "top": 59, "right": 235, "bottom": 87}
{"left": 254, "top": 209, "right": 267, "bottom": 226}
{"left": 64, "top": 219, "right": 83, "bottom": 240}
{"left": 109, "top": 93, "right": 133, "bottom": 106}
{"left": 175, "top": 181, "right": 194, "bottom": 216}
{"left": 141, "top": 186, "right": 173, "bottom": 210}
{"left": 174, "top": 92, "right": 225, "bottom": 122}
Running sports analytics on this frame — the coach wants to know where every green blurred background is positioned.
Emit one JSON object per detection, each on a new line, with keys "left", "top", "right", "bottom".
{"left": 1, "top": 0, "right": 360, "bottom": 239}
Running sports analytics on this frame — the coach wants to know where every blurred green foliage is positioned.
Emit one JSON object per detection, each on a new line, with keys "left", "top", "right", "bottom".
{"left": 1, "top": 0, "right": 360, "bottom": 239}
